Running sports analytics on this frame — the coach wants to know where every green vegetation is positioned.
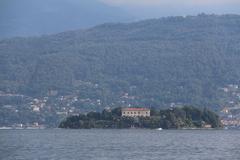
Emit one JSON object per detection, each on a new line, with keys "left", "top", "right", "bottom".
{"left": 59, "top": 106, "right": 221, "bottom": 129}
{"left": 1, "top": 14, "right": 240, "bottom": 110}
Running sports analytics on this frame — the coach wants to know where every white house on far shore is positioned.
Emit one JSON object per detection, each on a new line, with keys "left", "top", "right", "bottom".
{"left": 121, "top": 108, "right": 150, "bottom": 117}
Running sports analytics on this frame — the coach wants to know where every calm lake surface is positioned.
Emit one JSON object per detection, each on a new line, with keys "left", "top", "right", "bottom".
{"left": 0, "top": 129, "right": 240, "bottom": 160}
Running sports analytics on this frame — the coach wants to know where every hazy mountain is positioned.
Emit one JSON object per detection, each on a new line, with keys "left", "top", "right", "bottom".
{"left": 1, "top": 14, "right": 240, "bottom": 109}
{"left": 0, "top": 0, "right": 132, "bottom": 39}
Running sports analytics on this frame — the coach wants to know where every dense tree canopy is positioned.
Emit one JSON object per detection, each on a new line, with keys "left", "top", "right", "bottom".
{"left": 59, "top": 106, "right": 221, "bottom": 129}
{"left": 1, "top": 14, "right": 240, "bottom": 110}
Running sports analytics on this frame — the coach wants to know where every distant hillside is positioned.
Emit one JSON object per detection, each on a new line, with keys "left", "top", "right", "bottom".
{"left": 1, "top": 14, "right": 240, "bottom": 110}
{"left": 0, "top": 0, "right": 131, "bottom": 39}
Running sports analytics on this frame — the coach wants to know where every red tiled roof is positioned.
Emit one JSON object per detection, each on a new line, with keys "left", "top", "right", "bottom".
{"left": 122, "top": 108, "right": 150, "bottom": 111}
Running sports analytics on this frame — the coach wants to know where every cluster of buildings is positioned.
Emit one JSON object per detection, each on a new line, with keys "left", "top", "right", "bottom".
{"left": 220, "top": 106, "right": 240, "bottom": 128}
{"left": 4, "top": 83, "right": 240, "bottom": 129}
{"left": 221, "top": 119, "right": 240, "bottom": 127}
{"left": 219, "top": 84, "right": 240, "bottom": 128}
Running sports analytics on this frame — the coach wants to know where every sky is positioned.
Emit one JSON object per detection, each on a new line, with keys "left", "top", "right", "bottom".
{"left": 100, "top": 0, "right": 240, "bottom": 6}
{"left": 0, "top": 0, "right": 131, "bottom": 38}
{"left": 100, "top": 0, "right": 240, "bottom": 18}
{"left": 0, "top": 0, "right": 240, "bottom": 38}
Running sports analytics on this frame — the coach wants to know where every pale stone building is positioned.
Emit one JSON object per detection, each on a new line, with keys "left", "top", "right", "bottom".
{"left": 121, "top": 108, "right": 150, "bottom": 117}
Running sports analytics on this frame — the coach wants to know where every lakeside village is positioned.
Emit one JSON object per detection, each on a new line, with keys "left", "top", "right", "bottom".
{"left": 1, "top": 84, "right": 240, "bottom": 129}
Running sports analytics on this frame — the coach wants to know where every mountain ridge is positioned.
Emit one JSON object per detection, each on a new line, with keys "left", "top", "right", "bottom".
{"left": 0, "top": 0, "right": 132, "bottom": 39}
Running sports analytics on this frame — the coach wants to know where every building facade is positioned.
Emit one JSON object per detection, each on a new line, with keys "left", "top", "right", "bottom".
{"left": 121, "top": 108, "right": 150, "bottom": 117}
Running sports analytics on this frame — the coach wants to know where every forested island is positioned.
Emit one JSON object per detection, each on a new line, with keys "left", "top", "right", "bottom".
{"left": 59, "top": 106, "right": 221, "bottom": 129}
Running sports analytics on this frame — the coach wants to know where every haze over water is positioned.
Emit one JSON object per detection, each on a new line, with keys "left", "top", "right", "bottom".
{"left": 1, "top": 129, "right": 240, "bottom": 160}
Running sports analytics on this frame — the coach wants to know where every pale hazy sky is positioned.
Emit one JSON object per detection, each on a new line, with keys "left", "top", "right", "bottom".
{"left": 101, "top": 0, "right": 240, "bottom": 6}
{"left": 100, "top": 0, "right": 240, "bottom": 19}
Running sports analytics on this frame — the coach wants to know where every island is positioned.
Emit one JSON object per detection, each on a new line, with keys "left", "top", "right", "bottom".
{"left": 58, "top": 106, "right": 221, "bottom": 129}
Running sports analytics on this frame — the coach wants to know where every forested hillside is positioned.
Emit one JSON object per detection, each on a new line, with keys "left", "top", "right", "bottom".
{"left": 1, "top": 14, "right": 240, "bottom": 110}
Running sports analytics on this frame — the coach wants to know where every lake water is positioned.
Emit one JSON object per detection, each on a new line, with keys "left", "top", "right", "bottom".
{"left": 0, "top": 129, "right": 240, "bottom": 160}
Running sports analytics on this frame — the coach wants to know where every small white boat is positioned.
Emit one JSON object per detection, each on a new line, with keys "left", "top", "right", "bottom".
{"left": 156, "top": 128, "right": 163, "bottom": 131}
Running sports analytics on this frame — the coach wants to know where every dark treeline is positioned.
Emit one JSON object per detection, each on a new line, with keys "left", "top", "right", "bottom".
{"left": 59, "top": 106, "right": 221, "bottom": 129}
